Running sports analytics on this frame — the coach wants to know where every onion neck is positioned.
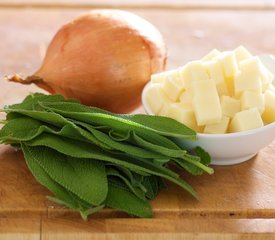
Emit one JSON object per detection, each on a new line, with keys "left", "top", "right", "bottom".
{"left": 5, "top": 74, "right": 55, "bottom": 93}
{"left": 6, "top": 74, "right": 43, "bottom": 84}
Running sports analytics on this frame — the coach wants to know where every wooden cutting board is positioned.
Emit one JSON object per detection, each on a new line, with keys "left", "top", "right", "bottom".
{"left": 1, "top": 140, "right": 275, "bottom": 239}
{"left": 1, "top": 6, "right": 275, "bottom": 239}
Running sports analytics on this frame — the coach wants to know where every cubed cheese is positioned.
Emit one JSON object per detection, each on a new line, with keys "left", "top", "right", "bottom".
{"left": 234, "top": 71, "right": 262, "bottom": 96}
{"left": 179, "top": 61, "right": 209, "bottom": 89}
{"left": 201, "top": 49, "right": 221, "bottom": 61}
{"left": 261, "top": 68, "right": 274, "bottom": 92}
{"left": 234, "top": 46, "right": 253, "bottom": 63}
{"left": 192, "top": 79, "right": 222, "bottom": 125}
{"left": 151, "top": 69, "right": 183, "bottom": 85}
{"left": 266, "top": 83, "right": 275, "bottom": 93}
{"left": 262, "top": 90, "right": 275, "bottom": 124}
{"left": 241, "top": 90, "right": 265, "bottom": 114}
{"left": 221, "top": 96, "right": 241, "bottom": 118}
{"left": 164, "top": 103, "right": 204, "bottom": 132}
{"left": 229, "top": 108, "right": 264, "bottom": 132}
{"left": 204, "top": 60, "right": 230, "bottom": 96}
{"left": 150, "top": 72, "right": 167, "bottom": 84}
{"left": 234, "top": 73, "right": 262, "bottom": 96}
{"left": 204, "top": 60, "right": 224, "bottom": 84}
{"left": 158, "top": 103, "right": 169, "bottom": 117}
{"left": 216, "top": 81, "right": 230, "bottom": 96}
{"left": 144, "top": 83, "right": 171, "bottom": 114}
{"left": 225, "top": 76, "right": 235, "bottom": 96}
{"left": 162, "top": 76, "right": 184, "bottom": 102}
{"left": 218, "top": 51, "right": 239, "bottom": 78}
{"left": 204, "top": 116, "right": 230, "bottom": 134}
{"left": 179, "top": 90, "right": 193, "bottom": 105}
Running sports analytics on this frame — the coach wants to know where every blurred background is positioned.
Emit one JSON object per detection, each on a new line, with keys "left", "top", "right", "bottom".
{"left": 0, "top": 0, "right": 275, "bottom": 105}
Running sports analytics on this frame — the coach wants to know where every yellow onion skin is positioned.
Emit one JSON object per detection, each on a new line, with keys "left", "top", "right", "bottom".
{"left": 19, "top": 9, "right": 167, "bottom": 113}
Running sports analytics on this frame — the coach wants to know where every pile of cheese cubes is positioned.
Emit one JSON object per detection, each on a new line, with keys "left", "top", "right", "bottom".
{"left": 144, "top": 46, "right": 275, "bottom": 134}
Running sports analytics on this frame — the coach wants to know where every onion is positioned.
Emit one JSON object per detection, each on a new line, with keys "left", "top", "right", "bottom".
{"left": 8, "top": 9, "right": 166, "bottom": 113}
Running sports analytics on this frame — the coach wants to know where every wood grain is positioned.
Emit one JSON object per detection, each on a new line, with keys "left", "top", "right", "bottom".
{"left": 0, "top": 218, "right": 40, "bottom": 240}
{"left": 41, "top": 218, "right": 275, "bottom": 240}
{"left": 1, "top": 0, "right": 275, "bottom": 10}
{"left": 1, "top": 7, "right": 275, "bottom": 239}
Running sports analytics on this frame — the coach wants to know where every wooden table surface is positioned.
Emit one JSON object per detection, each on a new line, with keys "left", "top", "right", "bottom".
{"left": 1, "top": 1, "right": 275, "bottom": 239}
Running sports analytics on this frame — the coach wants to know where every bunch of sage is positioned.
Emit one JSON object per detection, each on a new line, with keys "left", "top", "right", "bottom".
{"left": 0, "top": 93, "right": 213, "bottom": 220}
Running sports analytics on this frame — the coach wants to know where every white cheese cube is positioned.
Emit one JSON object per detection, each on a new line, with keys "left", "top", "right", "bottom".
{"left": 229, "top": 108, "right": 264, "bottom": 133}
{"left": 221, "top": 96, "right": 241, "bottom": 118}
{"left": 204, "top": 60, "right": 224, "bottom": 84}
{"left": 234, "top": 46, "right": 253, "bottom": 63}
{"left": 262, "top": 90, "right": 275, "bottom": 124}
{"left": 216, "top": 81, "right": 230, "bottom": 96}
{"left": 204, "top": 116, "right": 230, "bottom": 134}
{"left": 192, "top": 79, "right": 222, "bottom": 126}
{"left": 218, "top": 51, "right": 239, "bottom": 78}
{"left": 179, "top": 90, "right": 193, "bottom": 105}
{"left": 204, "top": 60, "right": 229, "bottom": 96}
{"left": 261, "top": 68, "right": 274, "bottom": 92}
{"left": 144, "top": 83, "right": 171, "bottom": 115}
{"left": 225, "top": 76, "right": 235, "bottom": 96}
{"left": 201, "top": 49, "right": 221, "bottom": 61}
{"left": 158, "top": 103, "right": 169, "bottom": 117}
{"left": 151, "top": 69, "right": 183, "bottom": 85}
{"left": 165, "top": 103, "right": 203, "bottom": 132}
{"left": 266, "top": 83, "right": 275, "bottom": 93}
{"left": 234, "top": 72, "right": 262, "bottom": 96}
{"left": 241, "top": 91, "right": 265, "bottom": 114}
{"left": 150, "top": 72, "right": 167, "bottom": 84}
{"left": 179, "top": 61, "right": 209, "bottom": 89}
{"left": 239, "top": 56, "right": 271, "bottom": 92}
{"left": 234, "top": 71, "right": 262, "bottom": 96}
{"left": 162, "top": 76, "right": 184, "bottom": 102}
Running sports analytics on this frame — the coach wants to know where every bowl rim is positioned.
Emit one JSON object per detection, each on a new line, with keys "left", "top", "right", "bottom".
{"left": 141, "top": 81, "right": 275, "bottom": 139}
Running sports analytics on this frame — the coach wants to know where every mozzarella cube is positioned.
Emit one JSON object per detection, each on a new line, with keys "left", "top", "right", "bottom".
{"left": 262, "top": 90, "right": 275, "bottom": 124}
{"left": 261, "top": 68, "right": 274, "bottom": 92}
{"left": 180, "top": 61, "right": 209, "bottom": 89}
{"left": 266, "top": 83, "right": 275, "bottom": 93}
{"left": 234, "top": 71, "right": 262, "bottom": 96}
{"left": 225, "top": 76, "right": 235, "bottom": 96}
{"left": 204, "top": 60, "right": 224, "bottom": 84}
{"left": 201, "top": 49, "right": 221, "bottom": 61}
{"left": 158, "top": 103, "right": 170, "bottom": 117}
{"left": 192, "top": 79, "right": 222, "bottom": 126}
{"left": 204, "top": 116, "right": 230, "bottom": 134}
{"left": 241, "top": 91, "right": 265, "bottom": 114}
{"left": 229, "top": 108, "right": 264, "bottom": 133}
{"left": 162, "top": 76, "right": 184, "bottom": 102}
{"left": 151, "top": 69, "right": 183, "bottom": 85}
{"left": 221, "top": 96, "right": 241, "bottom": 118}
{"left": 144, "top": 83, "right": 171, "bottom": 114}
{"left": 164, "top": 103, "right": 203, "bottom": 132}
{"left": 234, "top": 73, "right": 262, "bottom": 96}
{"left": 179, "top": 90, "right": 193, "bottom": 105}
{"left": 204, "top": 60, "right": 230, "bottom": 96}
{"left": 150, "top": 72, "right": 167, "bottom": 84}
{"left": 218, "top": 51, "right": 239, "bottom": 78}
{"left": 216, "top": 81, "right": 230, "bottom": 96}
{"left": 239, "top": 56, "right": 271, "bottom": 92}
{"left": 234, "top": 46, "right": 253, "bottom": 63}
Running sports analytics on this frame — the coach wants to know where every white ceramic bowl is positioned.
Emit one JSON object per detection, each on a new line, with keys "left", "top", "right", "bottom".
{"left": 142, "top": 83, "right": 275, "bottom": 166}
{"left": 142, "top": 55, "right": 275, "bottom": 165}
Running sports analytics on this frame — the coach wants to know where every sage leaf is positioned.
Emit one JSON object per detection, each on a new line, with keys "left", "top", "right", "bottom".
{"left": 106, "top": 178, "right": 152, "bottom": 218}
{"left": 22, "top": 144, "right": 96, "bottom": 217}
{"left": 73, "top": 120, "right": 168, "bottom": 159}
{"left": 23, "top": 145, "right": 108, "bottom": 205}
